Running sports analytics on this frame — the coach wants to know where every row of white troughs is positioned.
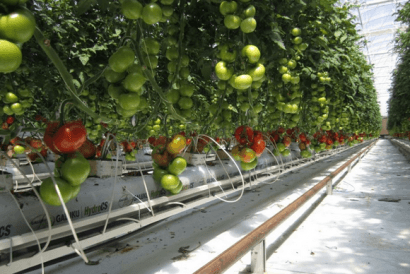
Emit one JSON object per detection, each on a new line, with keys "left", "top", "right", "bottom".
{"left": 0, "top": 140, "right": 374, "bottom": 273}
{"left": 390, "top": 138, "right": 410, "bottom": 160}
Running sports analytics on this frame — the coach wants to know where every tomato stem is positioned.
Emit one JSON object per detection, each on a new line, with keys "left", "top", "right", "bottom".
{"left": 134, "top": 21, "right": 186, "bottom": 122}
{"left": 163, "top": 114, "right": 169, "bottom": 139}
{"left": 58, "top": 99, "right": 73, "bottom": 126}
{"left": 201, "top": 88, "right": 227, "bottom": 134}
{"left": 167, "top": 0, "right": 186, "bottom": 91}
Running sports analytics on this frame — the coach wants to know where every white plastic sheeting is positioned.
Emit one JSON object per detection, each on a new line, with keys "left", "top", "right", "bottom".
{"left": 339, "top": 0, "right": 407, "bottom": 116}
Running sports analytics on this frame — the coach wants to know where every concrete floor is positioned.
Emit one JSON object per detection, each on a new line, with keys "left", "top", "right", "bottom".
{"left": 261, "top": 139, "right": 410, "bottom": 274}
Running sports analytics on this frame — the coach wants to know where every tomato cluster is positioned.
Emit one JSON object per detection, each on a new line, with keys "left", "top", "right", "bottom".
{"left": 0, "top": 1, "right": 36, "bottom": 74}
{"left": 231, "top": 125, "right": 266, "bottom": 171}
{"left": 149, "top": 134, "right": 188, "bottom": 195}
{"left": 35, "top": 119, "right": 91, "bottom": 206}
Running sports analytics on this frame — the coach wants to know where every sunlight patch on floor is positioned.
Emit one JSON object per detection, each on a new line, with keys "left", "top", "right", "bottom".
{"left": 398, "top": 229, "right": 409, "bottom": 239}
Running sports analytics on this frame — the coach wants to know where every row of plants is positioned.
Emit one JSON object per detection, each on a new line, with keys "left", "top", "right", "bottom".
{"left": 387, "top": 1, "right": 410, "bottom": 140}
{"left": 0, "top": 0, "right": 381, "bottom": 206}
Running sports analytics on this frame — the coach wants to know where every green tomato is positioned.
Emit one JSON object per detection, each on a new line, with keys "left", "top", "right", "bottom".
{"left": 119, "top": 93, "right": 140, "bottom": 110}
{"left": 291, "top": 27, "right": 301, "bottom": 36}
{"left": 168, "top": 156, "right": 187, "bottom": 176}
{"left": 287, "top": 60, "right": 297, "bottom": 69}
{"left": 278, "top": 66, "right": 288, "bottom": 74}
{"left": 3, "top": 105, "right": 14, "bottom": 115}
{"left": 40, "top": 177, "right": 73, "bottom": 206}
{"left": 282, "top": 73, "right": 291, "bottom": 83}
{"left": 60, "top": 153, "right": 91, "bottom": 186}
{"left": 13, "top": 145, "right": 25, "bottom": 154}
{"left": 5, "top": 92, "right": 18, "bottom": 103}
{"left": 292, "top": 37, "right": 303, "bottom": 45}
{"left": 10, "top": 102, "right": 23, "bottom": 113}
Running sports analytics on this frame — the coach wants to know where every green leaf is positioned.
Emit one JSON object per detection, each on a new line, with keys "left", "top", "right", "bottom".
{"left": 111, "top": 29, "right": 122, "bottom": 38}
{"left": 301, "top": 68, "right": 311, "bottom": 75}
{"left": 308, "top": 55, "right": 318, "bottom": 67}
{"left": 276, "top": 14, "right": 291, "bottom": 20}
{"left": 334, "top": 30, "right": 342, "bottom": 38}
{"left": 296, "top": 0, "right": 306, "bottom": 6}
{"left": 338, "top": 54, "right": 350, "bottom": 62}
{"left": 79, "top": 54, "right": 90, "bottom": 65}
{"left": 79, "top": 72, "right": 85, "bottom": 84}
{"left": 340, "top": 34, "right": 348, "bottom": 43}
{"left": 358, "top": 86, "right": 366, "bottom": 94}
{"left": 346, "top": 106, "right": 354, "bottom": 115}
{"left": 73, "top": 79, "right": 81, "bottom": 88}
{"left": 269, "top": 32, "right": 286, "bottom": 50}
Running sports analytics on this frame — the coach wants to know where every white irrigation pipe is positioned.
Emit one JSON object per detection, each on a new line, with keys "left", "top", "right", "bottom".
{"left": 198, "top": 134, "right": 246, "bottom": 203}
{"left": 0, "top": 150, "right": 53, "bottom": 254}
{"left": 102, "top": 133, "right": 122, "bottom": 235}
{"left": 7, "top": 190, "right": 44, "bottom": 274}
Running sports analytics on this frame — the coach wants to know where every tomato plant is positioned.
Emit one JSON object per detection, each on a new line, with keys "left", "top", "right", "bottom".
{"left": 0, "top": 0, "right": 383, "bottom": 196}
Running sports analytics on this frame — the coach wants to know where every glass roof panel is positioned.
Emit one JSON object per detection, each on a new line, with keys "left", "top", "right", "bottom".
{"left": 338, "top": 0, "right": 405, "bottom": 116}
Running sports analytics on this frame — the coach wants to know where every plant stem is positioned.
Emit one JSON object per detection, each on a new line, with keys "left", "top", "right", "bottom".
{"left": 134, "top": 22, "right": 186, "bottom": 122}
{"left": 167, "top": 0, "right": 187, "bottom": 90}
{"left": 34, "top": 27, "right": 119, "bottom": 125}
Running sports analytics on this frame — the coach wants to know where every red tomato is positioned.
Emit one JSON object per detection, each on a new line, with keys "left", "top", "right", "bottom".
{"left": 6, "top": 116, "right": 14, "bottom": 125}
{"left": 253, "top": 130, "right": 263, "bottom": 142}
{"left": 199, "top": 136, "right": 210, "bottom": 145}
{"left": 10, "top": 137, "right": 21, "bottom": 145}
{"left": 282, "top": 136, "right": 291, "bottom": 147}
{"left": 121, "top": 141, "right": 133, "bottom": 153}
{"left": 52, "top": 120, "right": 87, "bottom": 154}
{"left": 27, "top": 152, "right": 38, "bottom": 162}
{"left": 270, "top": 133, "right": 280, "bottom": 143}
{"left": 239, "top": 137, "right": 247, "bottom": 145}
{"left": 148, "top": 136, "right": 156, "bottom": 145}
{"left": 2, "top": 122, "right": 8, "bottom": 130}
{"left": 40, "top": 148, "right": 48, "bottom": 158}
{"left": 234, "top": 125, "right": 254, "bottom": 144}
{"left": 70, "top": 139, "right": 96, "bottom": 159}
{"left": 154, "top": 136, "right": 167, "bottom": 146}
{"left": 29, "top": 138, "right": 42, "bottom": 149}
{"left": 251, "top": 138, "right": 266, "bottom": 155}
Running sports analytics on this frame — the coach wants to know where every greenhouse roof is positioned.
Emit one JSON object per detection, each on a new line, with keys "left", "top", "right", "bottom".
{"left": 340, "top": 0, "right": 407, "bottom": 117}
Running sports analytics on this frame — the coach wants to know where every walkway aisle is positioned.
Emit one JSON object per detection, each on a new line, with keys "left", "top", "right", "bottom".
{"left": 266, "top": 140, "right": 410, "bottom": 274}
